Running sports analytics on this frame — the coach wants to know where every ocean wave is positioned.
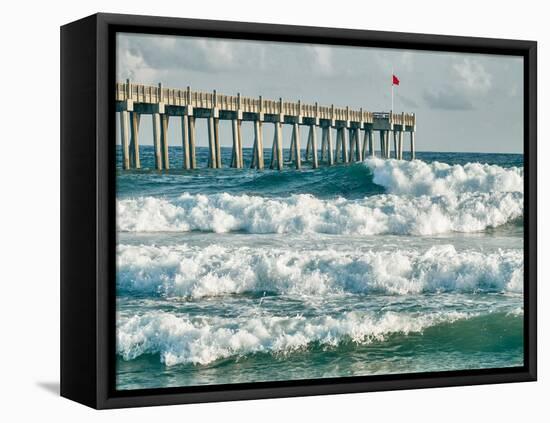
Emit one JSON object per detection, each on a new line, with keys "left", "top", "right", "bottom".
{"left": 117, "top": 160, "right": 523, "bottom": 235}
{"left": 117, "top": 190, "right": 522, "bottom": 235}
{"left": 116, "top": 309, "right": 473, "bottom": 366}
{"left": 117, "top": 244, "right": 523, "bottom": 297}
{"left": 364, "top": 158, "right": 523, "bottom": 196}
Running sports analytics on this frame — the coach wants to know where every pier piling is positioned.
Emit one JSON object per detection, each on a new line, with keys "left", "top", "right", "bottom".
{"left": 310, "top": 125, "right": 319, "bottom": 169}
{"left": 129, "top": 112, "right": 140, "bottom": 169}
{"left": 361, "top": 128, "right": 369, "bottom": 159}
{"left": 401, "top": 132, "right": 404, "bottom": 159}
{"left": 292, "top": 123, "right": 301, "bottom": 169}
{"left": 274, "top": 122, "right": 283, "bottom": 170}
{"left": 161, "top": 115, "right": 170, "bottom": 169}
{"left": 214, "top": 118, "right": 222, "bottom": 168}
{"left": 348, "top": 128, "right": 356, "bottom": 162}
{"left": 119, "top": 110, "right": 130, "bottom": 170}
{"left": 189, "top": 116, "right": 197, "bottom": 169}
{"left": 321, "top": 128, "right": 326, "bottom": 160}
{"left": 393, "top": 130, "right": 398, "bottom": 160}
{"left": 207, "top": 116, "right": 216, "bottom": 168}
{"left": 152, "top": 113, "right": 162, "bottom": 170}
{"left": 231, "top": 119, "right": 239, "bottom": 168}
{"left": 342, "top": 128, "right": 349, "bottom": 164}
{"left": 182, "top": 115, "right": 190, "bottom": 169}
{"left": 327, "top": 127, "right": 334, "bottom": 165}
{"left": 253, "top": 120, "right": 264, "bottom": 169}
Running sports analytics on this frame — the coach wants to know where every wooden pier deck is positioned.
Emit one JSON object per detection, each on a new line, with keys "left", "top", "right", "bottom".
{"left": 116, "top": 80, "right": 417, "bottom": 170}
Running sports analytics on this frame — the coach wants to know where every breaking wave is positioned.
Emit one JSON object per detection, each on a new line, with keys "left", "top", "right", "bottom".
{"left": 364, "top": 158, "right": 523, "bottom": 196}
{"left": 116, "top": 309, "right": 474, "bottom": 366}
{"left": 117, "top": 243, "right": 523, "bottom": 298}
{"left": 117, "top": 160, "right": 523, "bottom": 236}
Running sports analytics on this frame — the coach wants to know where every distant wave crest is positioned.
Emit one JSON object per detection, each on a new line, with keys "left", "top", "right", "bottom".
{"left": 117, "top": 244, "right": 523, "bottom": 298}
{"left": 364, "top": 158, "right": 523, "bottom": 196}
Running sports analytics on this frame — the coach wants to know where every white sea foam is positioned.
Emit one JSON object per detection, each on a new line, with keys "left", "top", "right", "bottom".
{"left": 117, "top": 243, "right": 523, "bottom": 297}
{"left": 364, "top": 158, "right": 524, "bottom": 196}
{"left": 117, "top": 191, "right": 522, "bottom": 235}
{"left": 116, "top": 309, "right": 472, "bottom": 366}
{"left": 117, "top": 160, "right": 523, "bottom": 235}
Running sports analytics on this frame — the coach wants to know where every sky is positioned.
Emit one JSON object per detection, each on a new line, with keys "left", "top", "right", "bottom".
{"left": 116, "top": 32, "right": 524, "bottom": 153}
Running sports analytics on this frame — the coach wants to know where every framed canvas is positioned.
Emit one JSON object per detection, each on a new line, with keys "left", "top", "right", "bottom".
{"left": 60, "top": 13, "right": 537, "bottom": 409}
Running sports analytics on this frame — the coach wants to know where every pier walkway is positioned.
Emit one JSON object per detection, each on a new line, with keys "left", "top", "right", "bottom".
{"left": 116, "top": 80, "right": 417, "bottom": 170}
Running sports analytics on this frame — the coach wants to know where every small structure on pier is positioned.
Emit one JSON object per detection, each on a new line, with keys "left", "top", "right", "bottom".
{"left": 116, "top": 80, "right": 416, "bottom": 170}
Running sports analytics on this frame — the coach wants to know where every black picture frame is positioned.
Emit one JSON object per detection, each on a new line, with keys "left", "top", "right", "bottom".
{"left": 60, "top": 12, "right": 537, "bottom": 409}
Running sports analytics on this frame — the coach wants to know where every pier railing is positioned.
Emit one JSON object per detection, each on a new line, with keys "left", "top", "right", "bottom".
{"left": 115, "top": 82, "right": 416, "bottom": 126}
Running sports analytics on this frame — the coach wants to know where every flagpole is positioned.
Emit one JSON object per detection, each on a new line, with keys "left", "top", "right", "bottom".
{"left": 391, "top": 82, "right": 394, "bottom": 112}
{"left": 391, "top": 66, "right": 394, "bottom": 113}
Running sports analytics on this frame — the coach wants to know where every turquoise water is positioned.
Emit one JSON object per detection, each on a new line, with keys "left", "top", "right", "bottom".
{"left": 116, "top": 146, "right": 524, "bottom": 390}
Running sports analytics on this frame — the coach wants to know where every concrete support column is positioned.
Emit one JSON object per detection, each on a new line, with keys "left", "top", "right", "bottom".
{"left": 129, "top": 112, "right": 140, "bottom": 169}
{"left": 393, "top": 130, "right": 398, "bottom": 159}
{"left": 270, "top": 125, "right": 277, "bottom": 169}
{"left": 237, "top": 120, "right": 243, "bottom": 168}
{"left": 369, "top": 130, "right": 374, "bottom": 157}
{"left": 348, "top": 128, "right": 356, "bottom": 162}
{"left": 231, "top": 119, "right": 240, "bottom": 168}
{"left": 181, "top": 115, "right": 190, "bottom": 169}
{"left": 120, "top": 110, "right": 130, "bottom": 170}
{"left": 289, "top": 126, "right": 296, "bottom": 162}
{"left": 355, "top": 129, "right": 362, "bottom": 161}
{"left": 327, "top": 127, "right": 334, "bottom": 165}
{"left": 310, "top": 125, "right": 318, "bottom": 169}
{"left": 305, "top": 128, "right": 312, "bottom": 160}
{"left": 189, "top": 116, "right": 197, "bottom": 169}
{"left": 152, "top": 113, "right": 162, "bottom": 170}
{"left": 276, "top": 122, "right": 283, "bottom": 170}
{"left": 334, "top": 128, "right": 341, "bottom": 163}
{"left": 214, "top": 118, "right": 222, "bottom": 168}
{"left": 161, "top": 115, "right": 170, "bottom": 170}
{"left": 320, "top": 128, "right": 327, "bottom": 161}
{"left": 410, "top": 132, "right": 416, "bottom": 160}
{"left": 251, "top": 124, "right": 257, "bottom": 169}
{"left": 293, "top": 123, "right": 301, "bottom": 169}
{"left": 399, "top": 131, "right": 404, "bottom": 160}
{"left": 342, "top": 127, "right": 349, "bottom": 163}
{"left": 361, "top": 129, "right": 369, "bottom": 160}
{"left": 207, "top": 116, "right": 217, "bottom": 168}
{"left": 253, "top": 120, "right": 264, "bottom": 169}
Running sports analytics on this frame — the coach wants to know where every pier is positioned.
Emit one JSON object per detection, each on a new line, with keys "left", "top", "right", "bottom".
{"left": 116, "top": 80, "right": 417, "bottom": 170}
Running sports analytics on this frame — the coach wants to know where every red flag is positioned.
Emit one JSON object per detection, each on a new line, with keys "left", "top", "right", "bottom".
{"left": 392, "top": 74, "right": 400, "bottom": 86}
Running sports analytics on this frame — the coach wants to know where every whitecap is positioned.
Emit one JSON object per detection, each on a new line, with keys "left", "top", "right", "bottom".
{"left": 117, "top": 243, "right": 524, "bottom": 298}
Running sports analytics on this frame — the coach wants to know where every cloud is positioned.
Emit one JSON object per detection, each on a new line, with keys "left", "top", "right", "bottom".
{"left": 397, "top": 93, "right": 420, "bottom": 108}
{"left": 117, "top": 44, "right": 162, "bottom": 82}
{"left": 452, "top": 58, "right": 492, "bottom": 94}
{"left": 421, "top": 58, "right": 493, "bottom": 110}
{"left": 422, "top": 87, "right": 474, "bottom": 110}
{"left": 117, "top": 33, "right": 263, "bottom": 79}
{"left": 309, "top": 46, "right": 333, "bottom": 76}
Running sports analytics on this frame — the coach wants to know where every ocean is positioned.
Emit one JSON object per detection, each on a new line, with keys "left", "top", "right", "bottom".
{"left": 115, "top": 146, "right": 524, "bottom": 390}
